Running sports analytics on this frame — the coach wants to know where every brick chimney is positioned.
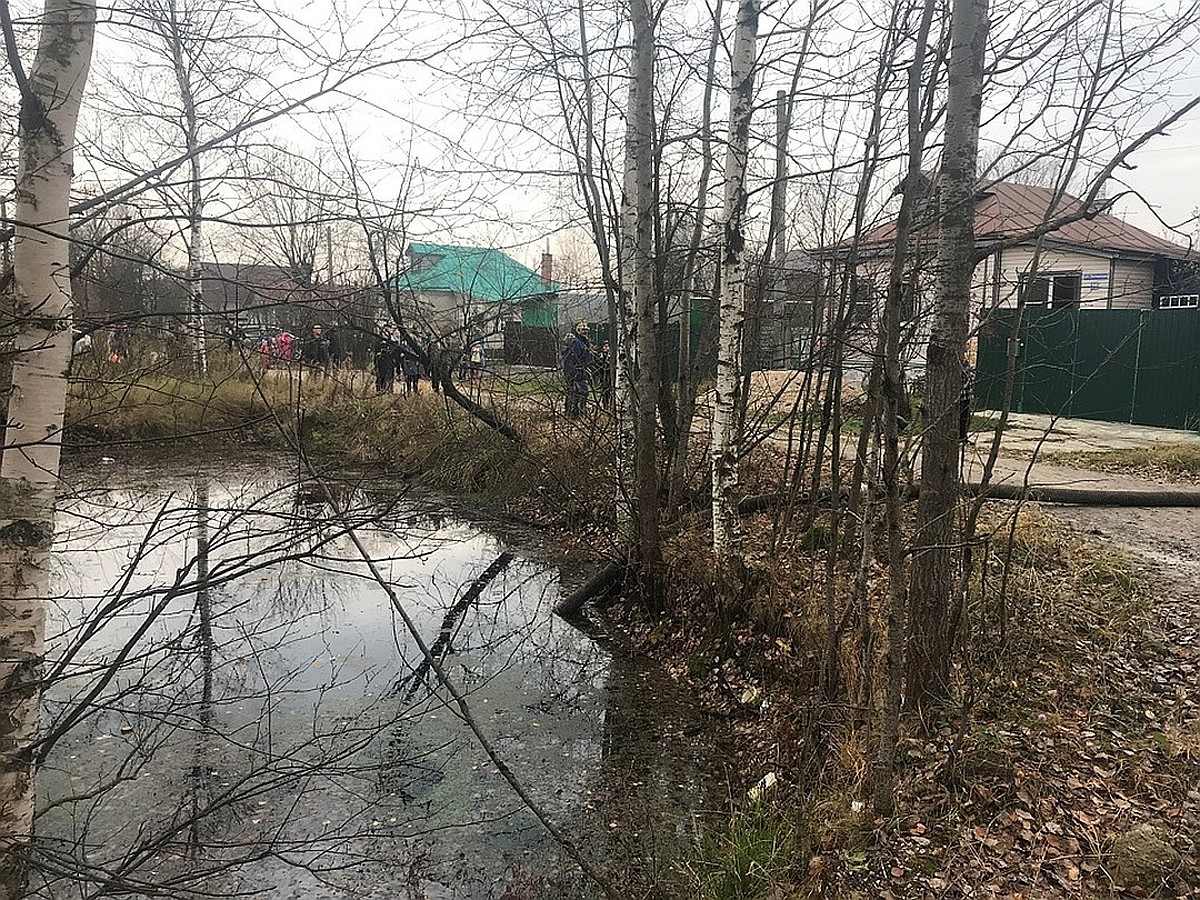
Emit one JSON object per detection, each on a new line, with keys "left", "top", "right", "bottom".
{"left": 540, "top": 250, "right": 553, "bottom": 286}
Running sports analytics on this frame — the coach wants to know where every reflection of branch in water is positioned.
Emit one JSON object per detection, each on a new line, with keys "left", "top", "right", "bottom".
{"left": 41, "top": 466, "right": 472, "bottom": 894}
{"left": 396, "top": 552, "right": 515, "bottom": 702}
{"left": 188, "top": 476, "right": 214, "bottom": 854}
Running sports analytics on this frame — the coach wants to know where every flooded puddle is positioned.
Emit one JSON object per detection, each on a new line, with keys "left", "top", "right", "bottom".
{"left": 36, "top": 456, "right": 729, "bottom": 899}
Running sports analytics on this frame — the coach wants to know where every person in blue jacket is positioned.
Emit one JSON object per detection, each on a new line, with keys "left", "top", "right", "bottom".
{"left": 562, "top": 321, "right": 591, "bottom": 419}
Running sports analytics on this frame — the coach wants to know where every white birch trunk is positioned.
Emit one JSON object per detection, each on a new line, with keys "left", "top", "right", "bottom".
{"left": 0, "top": 2, "right": 97, "bottom": 895}
{"left": 615, "top": 0, "right": 655, "bottom": 543}
{"left": 165, "top": 0, "right": 207, "bottom": 375}
{"left": 188, "top": 166, "right": 206, "bottom": 375}
{"left": 710, "top": 0, "right": 759, "bottom": 558}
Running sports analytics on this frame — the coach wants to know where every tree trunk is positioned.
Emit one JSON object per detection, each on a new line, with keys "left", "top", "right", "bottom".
{"left": 874, "top": 0, "right": 939, "bottom": 815}
{"left": 163, "top": 0, "right": 207, "bottom": 375}
{"left": 665, "top": 0, "right": 723, "bottom": 513}
{"left": 0, "top": 3, "right": 97, "bottom": 896}
{"left": 907, "top": 0, "right": 989, "bottom": 713}
{"left": 711, "top": 0, "right": 759, "bottom": 559}
{"left": 619, "top": 0, "right": 661, "bottom": 590}
{"left": 187, "top": 160, "right": 206, "bottom": 375}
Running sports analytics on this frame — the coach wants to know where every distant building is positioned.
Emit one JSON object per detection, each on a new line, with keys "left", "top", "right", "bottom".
{"left": 824, "top": 177, "right": 1196, "bottom": 368}
{"left": 856, "top": 179, "right": 1193, "bottom": 313}
{"left": 392, "top": 242, "right": 558, "bottom": 352}
{"left": 200, "top": 262, "right": 349, "bottom": 328}
{"left": 198, "top": 262, "right": 375, "bottom": 361}
{"left": 748, "top": 249, "right": 824, "bottom": 370}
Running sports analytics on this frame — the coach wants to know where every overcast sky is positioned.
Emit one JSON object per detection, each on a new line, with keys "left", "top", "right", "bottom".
{"left": 21, "top": 0, "right": 1197, "bottom": 271}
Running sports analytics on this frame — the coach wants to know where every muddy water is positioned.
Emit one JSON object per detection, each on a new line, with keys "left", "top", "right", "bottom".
{"left": 38, "top": 457, "right": 730, "bottom": 899}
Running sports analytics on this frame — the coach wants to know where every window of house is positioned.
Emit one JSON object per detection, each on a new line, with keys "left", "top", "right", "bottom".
{"left": 1159, "top": 294, "right": 1200, "bottom": 309}
{"left": 1019, "top": 272, "right": 1082, "bottom": 308}
{"left": 847, "top": 278, "right": 876, "bottom": 329}
{"left": 900, "top": 280, "right": 920, "bottom": 322}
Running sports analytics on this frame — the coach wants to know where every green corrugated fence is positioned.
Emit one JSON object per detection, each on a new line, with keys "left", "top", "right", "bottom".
{"left": 975, "top": 307, "right": 1200, "bottom": 430}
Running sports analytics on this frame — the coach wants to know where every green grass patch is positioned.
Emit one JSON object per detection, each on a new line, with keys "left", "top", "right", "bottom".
{"left": 682, "top": 803, "right": 805, "bottom": 900}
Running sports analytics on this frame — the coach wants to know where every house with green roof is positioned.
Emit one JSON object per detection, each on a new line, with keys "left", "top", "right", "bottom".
{"left": 391, "top": 242, "right": 558, "bottom": 350}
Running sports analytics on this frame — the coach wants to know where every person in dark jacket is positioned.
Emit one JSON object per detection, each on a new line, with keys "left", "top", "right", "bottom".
{"left": 374, "top": 329, "right": 398, "bottom": 393}
{"left": 424, "top": 332, "right": 441, "bottom": 393}
{"left": 401, "top": 337, "right": 423, "bottom": 395}
{"left": 327, "top": 325, "right": 344, "bottom": 368}
{"left": 562, "top": 320, "right": 591, "bottom": 418}
{"left": 301, "top": 324, "right": 330, "bottom": 373}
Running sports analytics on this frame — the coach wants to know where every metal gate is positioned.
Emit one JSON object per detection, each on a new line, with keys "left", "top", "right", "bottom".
{"left": 975, "top": 307, "right": 1200, "bottom": 429}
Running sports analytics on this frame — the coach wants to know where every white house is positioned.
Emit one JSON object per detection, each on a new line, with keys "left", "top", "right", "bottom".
{"left": 845, "top": 178, "right": 1196, "bottom": 338}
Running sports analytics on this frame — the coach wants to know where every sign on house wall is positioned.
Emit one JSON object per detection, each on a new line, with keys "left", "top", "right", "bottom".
{"left": 1082, "top": 272, "right": 1109, "bottom": 295}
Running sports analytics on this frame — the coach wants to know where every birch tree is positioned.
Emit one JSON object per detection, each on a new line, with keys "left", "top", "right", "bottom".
{"left": 618, "top": 0, "right": 662, "bottom": 585}
{"left": 710, "top": 0, "right": 759, "bottom": 559}
{"left": 0, "top": 1, "right": 97, "bottom": 895}
{"left": 155, "top": 0, "right": 206, "bottom": 373}
{"left": 132, "top": 0, "right": 259, "bottom": 375}
{"left": 907, "top": 0, "right": 989, "bottom": 711}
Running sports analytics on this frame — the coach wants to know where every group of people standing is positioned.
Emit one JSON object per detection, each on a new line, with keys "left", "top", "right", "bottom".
{"left": 372, "top": 329, "right": 486, "bottom": 395}
{"left": 373, "top": 329, "right": 431, "bottom": 395}
{"left": 258, "top": 324, "right": 344, "bottom": 373}
{"left": 561, "top": 320, "right": 612, "bottom": 419}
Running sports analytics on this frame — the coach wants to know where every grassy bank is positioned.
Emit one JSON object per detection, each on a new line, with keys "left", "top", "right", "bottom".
{"left": 1044, "top": 443, "right": 1200, "bottom": 483}
{"left": 66, "top": 355, "right": 623, "bottom": 533}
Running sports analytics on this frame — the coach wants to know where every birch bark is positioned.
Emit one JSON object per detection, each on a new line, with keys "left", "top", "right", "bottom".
{"left": 160, "top": 0, "right": 208, "bottom": 375}
{"left": 711, "top": 0, "right": 759, "bottom": 558}
{"left": 666, "top": 0, "right": 722, "bottom": 513}
{"left": 617, "top": 0, "right": 657, "bottom": 572}
{"left": 0, "top": 2, "right": 97, "bottom": 895}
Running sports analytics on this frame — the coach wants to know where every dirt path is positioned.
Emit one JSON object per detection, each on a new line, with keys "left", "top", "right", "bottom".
{"left": 959, "top": 411, "right": 1200, "bottom": 585}
{"left": 965, "top": 412, "right": 1200, "bottom": 675}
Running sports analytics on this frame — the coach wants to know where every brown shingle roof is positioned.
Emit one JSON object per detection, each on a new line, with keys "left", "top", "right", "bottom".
{"left": 858, "top": 180, "right": 1191, "bottom": 258}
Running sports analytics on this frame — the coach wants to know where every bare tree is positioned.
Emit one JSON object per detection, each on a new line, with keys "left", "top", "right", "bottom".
{"left": 618, "top": 0, "right": 662, "bottom": 589}
{"left": 104, "top": 0, "right": 275, "bottom": 373}
{"left": 711, "top": 0, "right": 760, "bottom": 560}
{"left": 0, "top": 2, "right": 97, "bottom": 896}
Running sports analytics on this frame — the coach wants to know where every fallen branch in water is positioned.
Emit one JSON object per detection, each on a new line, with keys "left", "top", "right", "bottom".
{"left": 396, "top": 551, "right": 515, "bottom": 701}
{"left": 554, "top": 560, "right": 626, "bottom": 618}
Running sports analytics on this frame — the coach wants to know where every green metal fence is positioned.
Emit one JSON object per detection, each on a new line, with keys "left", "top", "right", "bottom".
{"left": 976, "top": 307, "right": 1200, "bottom": 430}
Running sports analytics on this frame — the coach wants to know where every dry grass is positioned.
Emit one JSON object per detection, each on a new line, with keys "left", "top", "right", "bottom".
{"left": 1044, "top": 442, "right": 1200, "bottom": 483}
{"left": 66, "top": 356, "right": 623, "bottom": 530}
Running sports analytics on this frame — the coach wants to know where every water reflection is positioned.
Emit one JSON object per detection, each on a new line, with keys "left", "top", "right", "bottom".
{"left": 34, "top": 458, "right": 729, "bottom": 899}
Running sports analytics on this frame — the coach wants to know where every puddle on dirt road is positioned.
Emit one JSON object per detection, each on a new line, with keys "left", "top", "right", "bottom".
{"left": 37, "top": 457, "right": 730, "bottom": 899}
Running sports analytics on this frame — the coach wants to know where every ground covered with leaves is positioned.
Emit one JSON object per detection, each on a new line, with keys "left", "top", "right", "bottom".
{"left": 832, "top": 513, "right": 1200, "bottom": 900}
{"left": 613, "top": 506, "right": 1200, "bottom": 899}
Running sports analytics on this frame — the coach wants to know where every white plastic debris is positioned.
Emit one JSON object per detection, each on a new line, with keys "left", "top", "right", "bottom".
{"left": 748, "top": 771, "right": 778, "bottom": 803}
